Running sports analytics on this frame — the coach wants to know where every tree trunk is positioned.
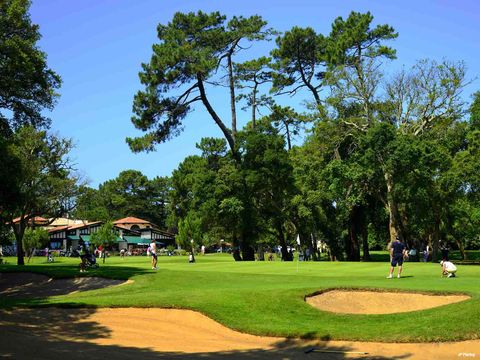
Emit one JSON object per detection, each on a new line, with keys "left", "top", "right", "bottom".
{"left": 252, "top": 82, "right": 257, "bottom": 128}
{"left": 227, "top": 52, "right": 237, "bottom": 140}
{"left": 384, "top": 172, "right": 404, "bottom": 243}
{"left": 241, "top": 246, "right": 255, "bottom": 261}
{"left": 277, "top": 223, "right": 291, "bottom": 261}
{"left": 197, "top": 75, "right": 238, "bottom": 160}
{"left": 454, "top": 238, "right": 466, "bottom": 260}
{"left": 285, "top": 122, "right": 292, "bottom": 150}
{"left": 27, "top": 247, "right": 36, "bottom": 263}
{"left": 431, "top": 213, "right": 441, "bottom": 262}
{"left": 14, "top": 222, "right": 26, "bottom": 266}
{"left": 240, "top": 232, "right": 255, "bottom": 261}
{"left": 308, "top": 232, "right": 318, "bottom": 261}
{"left": 446, "top": 219, "right": 466, "bottom": 260}
{"left": 190, "top": 245, "right": 196, "bottom": 263}
{"left": 361, "top": 221, "right": 370, "bottom": 261}
{"left": 346, "top": 207, "right": 361, "bottom": 261}
{"left": 232, "top": 233, "right": 242, "bottom": 261}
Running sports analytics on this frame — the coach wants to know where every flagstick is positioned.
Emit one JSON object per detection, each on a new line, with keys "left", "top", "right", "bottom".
{"left": 296, "top": 234, "right": 300, "bottom": 273}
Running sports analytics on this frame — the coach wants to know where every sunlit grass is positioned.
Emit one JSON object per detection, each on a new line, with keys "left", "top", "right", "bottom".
{"left": 1, "top": 254, "right": 479, "bottom": 342}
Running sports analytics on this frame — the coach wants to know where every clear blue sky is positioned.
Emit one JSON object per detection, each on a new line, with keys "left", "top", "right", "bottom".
{"left": 30, "top": 0, "right": 480, "bottom": 187}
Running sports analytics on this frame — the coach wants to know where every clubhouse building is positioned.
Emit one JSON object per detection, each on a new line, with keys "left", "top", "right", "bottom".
{"left": 47, "top": 216, "right": 175, "bottom": 251}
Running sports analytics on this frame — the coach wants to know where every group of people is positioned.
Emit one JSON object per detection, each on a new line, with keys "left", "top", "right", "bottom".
{"left": 387, "top": 236, "right": 457, "bottom": 279}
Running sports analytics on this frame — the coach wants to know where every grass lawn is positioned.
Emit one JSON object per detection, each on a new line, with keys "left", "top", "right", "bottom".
{"left": 1, "top": 254, "right": 480, "bottom": 342}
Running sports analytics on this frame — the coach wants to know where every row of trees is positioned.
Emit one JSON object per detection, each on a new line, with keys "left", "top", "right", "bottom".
{"left": 2, "top": 4, "right": 479, "bottom": 264}
{"left": 127, "top": 11, "right": 480, "bottom": 261}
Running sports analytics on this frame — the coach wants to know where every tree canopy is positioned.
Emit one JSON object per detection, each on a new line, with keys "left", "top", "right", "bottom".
{"left": 127, "top": 10, "right": 480, "bottom": 262}
{"left": 0, "top": 0, "right": 61, "bottom": 133}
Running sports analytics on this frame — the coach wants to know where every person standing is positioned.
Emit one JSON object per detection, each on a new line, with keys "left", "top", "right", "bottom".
{"left": 387, "top": 236, "right": 407, "bottom": 279}
{"left": 440, "top": 242, "right": 450, "bottom": 261}
{"left": 423, "top": 244, "right": 430, "bottom": 262}
{"left": 150, "top": 240, "right": 157, "bottom": 270}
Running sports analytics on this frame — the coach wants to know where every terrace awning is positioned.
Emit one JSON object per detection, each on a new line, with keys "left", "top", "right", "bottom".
{"left": 123, "top": 236, "right": 164, "bottom": 246}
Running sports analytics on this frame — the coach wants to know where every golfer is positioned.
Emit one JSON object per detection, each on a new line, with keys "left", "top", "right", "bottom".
{"left": 149, "top": 240, "right": 157, "bottom": 270}
{"left": 387, "top": 235, "right": 407, "bottom": 279}
{"left": 440, "top": 260, "right": 457, "bottom": 278}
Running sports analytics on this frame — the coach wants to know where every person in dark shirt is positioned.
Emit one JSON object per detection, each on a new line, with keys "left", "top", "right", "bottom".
{"left": 387, "top": 235, "right": 407, "bottom": 279}
{"left": 440, "top": 241, "right": 450, "bottom": 261}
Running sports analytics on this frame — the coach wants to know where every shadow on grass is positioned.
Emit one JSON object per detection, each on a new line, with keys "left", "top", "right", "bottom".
{"left": 0, "top": 263, "right": 151, "bottom": 308}
{"left": 0, "top": 307, "right": 412, "bottom": 360}
{"left": 0, "top": 261, "right": 150, "bottom": 280}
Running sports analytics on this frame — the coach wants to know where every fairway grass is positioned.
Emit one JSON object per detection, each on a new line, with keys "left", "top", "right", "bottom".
{"left": 1, "top": 254, "right": 480, "bottom": 342}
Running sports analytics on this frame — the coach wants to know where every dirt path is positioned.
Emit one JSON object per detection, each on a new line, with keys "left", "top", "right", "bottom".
{"left": 0, "top": 307, "right": 478, "bottom": 359}
{"left": 306, "top": 289, "right": 470, "bottom": 314}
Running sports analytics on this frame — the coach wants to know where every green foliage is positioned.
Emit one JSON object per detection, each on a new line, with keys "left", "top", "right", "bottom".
{"left": 169, "top": 122, "right": 296, "bottom": 260}
{"left": 327, "top": 11, "right": 397, "bottom": 66}
{"left": 176, "top": 213, "right": 202, "bottom": 251}
{"left": 74, "top": 171, "right": 170, "bottom": 228}
{"left": 7, "top": 127, "right": 78, "bottom": 219}
{"left": 90, "top": 222, "right": 117, "bottom": 263}
{"left": 271, "top": 26, "right": 326, "bottom": 105}
{"left": 22, "top": 227, "right": 49, "bottom": 254}
{"left": 0, "top": 226, "right": 15, "bottom": 246}
{"left": 0, "top": 0, "right": 67, "bottom": 266}
{"left": 0, "top": 136, "right": 22, "bottom": 219}
{"left": 235, "top": 56, "right": 273, "bottom": 125}
{"left": 469, "top": 91, "right": 480, "bottom": 129}
{"left": 3, "top": 126, "right": 78, "bottom": 265}
{"left": 91, "top": 222, "right": 117, "bottom": 246}
{"left": 125, "top": 10, "right": 480, "bottom": 262}
{"left": 0, "top": 0, "right": 61, "bottom": 131}
{"left": 127, "top": 11, "right": 274, "bottom": 156}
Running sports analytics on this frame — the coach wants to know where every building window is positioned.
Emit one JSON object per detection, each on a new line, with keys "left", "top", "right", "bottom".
{"left": 80, "top": 228, "right": 89, "bottom": 235}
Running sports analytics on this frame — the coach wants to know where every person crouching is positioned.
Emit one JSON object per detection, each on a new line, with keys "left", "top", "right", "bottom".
{"left": 441, "top": 260, "right": 457, "bottom": 278}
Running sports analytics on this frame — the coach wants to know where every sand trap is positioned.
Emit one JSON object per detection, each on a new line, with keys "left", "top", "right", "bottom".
{"left": 0, "top": 272, "right": 129, "bottom": 298}
{"left": 306, "top": 289, "right": 470, "bottom": 314}
{"left": 0, "top": 307, "right": 478, "bottom": 359}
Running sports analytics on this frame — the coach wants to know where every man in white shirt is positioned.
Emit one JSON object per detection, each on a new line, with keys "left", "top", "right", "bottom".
{"left": 440, "top": 260, "right": 457, "bottom": 278}
{"left": 150, "top": 241, "right": 157, "bottom": 270}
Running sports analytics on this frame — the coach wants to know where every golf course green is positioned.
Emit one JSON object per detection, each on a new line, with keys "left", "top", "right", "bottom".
{"left": 1, "top": 254, "right": 479, "bottom": 343}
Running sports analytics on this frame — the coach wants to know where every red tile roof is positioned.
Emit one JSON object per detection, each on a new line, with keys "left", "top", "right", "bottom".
{"left": 113, "top": 217, "right": 152, "bottom": 225}
{"left": 12, "top": 216, "right": 49, "bottom": 224}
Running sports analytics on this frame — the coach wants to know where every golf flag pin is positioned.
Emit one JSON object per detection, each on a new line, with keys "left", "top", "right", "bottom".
{"left": 296, "top": 234, "right": 300, "bottom": 245}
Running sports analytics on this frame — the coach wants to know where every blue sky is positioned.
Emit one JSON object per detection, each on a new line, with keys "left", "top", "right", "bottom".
{"left": 30, "top": 0, "right": 480, "bottom": 187}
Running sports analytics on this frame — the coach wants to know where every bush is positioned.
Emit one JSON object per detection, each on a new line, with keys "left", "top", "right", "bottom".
{"left": 173, "top": 249, "right": 187, "bottom": 256}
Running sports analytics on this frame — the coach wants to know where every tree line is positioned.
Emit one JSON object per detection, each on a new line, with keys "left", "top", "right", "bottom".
{"left": 128, "top": 10, "right": 480, "bottom": 261}
{"left": 1, "top": 3, "right": 479, "bottom": 265}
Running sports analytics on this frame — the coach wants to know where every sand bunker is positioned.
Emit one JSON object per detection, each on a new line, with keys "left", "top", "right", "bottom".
{"left": 306, "top": 289, "right": 470, "bottom": 314}
{"left": 0, "top": 272, "right": 128, "bottom": 298}
{"left": 0, "top": 307, "right": 479, "bottom": 359}
{"left": 0, "top": 273, "right": 478, "bottom": 358}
